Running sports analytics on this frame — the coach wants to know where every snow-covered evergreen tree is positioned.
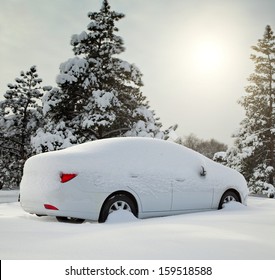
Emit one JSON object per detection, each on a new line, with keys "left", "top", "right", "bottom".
{"left": 0, "top": 66, "right": 44, "bottom": 188}
{"left": 228, "top": 25, "right": 275, "bottom": 197}
{"left": 33, "top": 0, "right": 173, "bottom": 152}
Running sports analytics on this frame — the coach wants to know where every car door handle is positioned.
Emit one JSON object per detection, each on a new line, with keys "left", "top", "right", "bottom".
{"left": 175, "top": 178, "right": 185, "bottom": 182}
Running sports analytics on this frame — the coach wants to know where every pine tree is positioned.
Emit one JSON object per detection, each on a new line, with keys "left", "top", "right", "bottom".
{"left": 33, "top": 0, "right": 172, "bottom": 152}
{"left": 229, "top": 25, "right": 275, "bottom": 197}
{"left": 0, "top": 66, "right": 44, "bottom": 188}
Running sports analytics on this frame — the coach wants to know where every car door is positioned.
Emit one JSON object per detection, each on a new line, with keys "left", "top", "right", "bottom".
{"left": 171, "top": 165, "right": 214, "bottom": 211}
{"left": 129, "top": 172, "right": 173, "bottom": 212}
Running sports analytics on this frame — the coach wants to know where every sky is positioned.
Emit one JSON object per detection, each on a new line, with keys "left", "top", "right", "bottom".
{"left": 1, "top": 0, "right": 275, "bottom": 146}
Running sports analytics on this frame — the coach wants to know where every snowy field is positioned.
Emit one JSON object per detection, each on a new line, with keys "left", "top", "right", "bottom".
{"left": 0, "top": 190, "right": 275, "bottom": 260}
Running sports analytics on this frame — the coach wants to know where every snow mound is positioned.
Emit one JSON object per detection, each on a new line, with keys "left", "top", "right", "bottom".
{"left": 222, "top": 201, "right": 246, "bottom": 210}
{"left": 0, "top": 190, "right": 19, "bottom": 203}
{"left": 105, "top": 210, "right": 138, "bottom": 223}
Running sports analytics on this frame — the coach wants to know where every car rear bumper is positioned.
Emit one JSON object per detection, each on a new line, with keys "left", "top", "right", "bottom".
{"left": 20, "top": 191, "right": 109, "bottom": 221}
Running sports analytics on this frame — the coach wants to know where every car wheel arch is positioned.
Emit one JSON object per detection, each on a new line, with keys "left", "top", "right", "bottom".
{"left": 98, "top": 190, "right": 139, "bottom": 223}
{"left": 218, "top": 188, "right": 241, "bottom": 209}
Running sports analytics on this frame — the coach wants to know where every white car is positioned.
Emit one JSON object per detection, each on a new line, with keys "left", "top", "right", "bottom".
{"left": 20, "top": 137, "right": 248, "bottom": 223}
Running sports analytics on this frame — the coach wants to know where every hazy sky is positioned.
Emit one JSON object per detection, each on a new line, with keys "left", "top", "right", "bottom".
{"left": 1, "top": 0, "right": 275, "bottom": 145}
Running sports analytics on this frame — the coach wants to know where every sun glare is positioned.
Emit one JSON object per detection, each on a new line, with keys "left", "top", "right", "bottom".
{"left": 194, "top": 41, "right": 224, "bottom": 73}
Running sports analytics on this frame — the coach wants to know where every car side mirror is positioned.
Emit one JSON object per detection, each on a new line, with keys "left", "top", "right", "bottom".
{"left": 200, "top": 166, "right": 207, "bottom": 177}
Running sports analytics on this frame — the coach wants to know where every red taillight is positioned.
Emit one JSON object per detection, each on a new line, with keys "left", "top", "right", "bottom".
{"left": 44, "top": 204, "right": 59, "bottom": 210}
{"left": 60, "top": 173, "right": 77, "bottom": 183}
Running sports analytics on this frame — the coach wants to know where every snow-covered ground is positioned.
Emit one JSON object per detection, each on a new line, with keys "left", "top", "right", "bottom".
{"left": 0, "top": 190, "right": 275, "bottom": 260}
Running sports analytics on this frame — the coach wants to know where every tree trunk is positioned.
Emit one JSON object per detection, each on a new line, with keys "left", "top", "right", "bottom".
{"left": 268, "top": 54, "right": 274, "bottom": 184}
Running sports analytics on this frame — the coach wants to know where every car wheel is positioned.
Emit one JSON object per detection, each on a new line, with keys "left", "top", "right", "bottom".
{"left": 99, "top": 194, "right": 137, "bottom": 223}
{"left": 218, "top": 190, "right": 240, "bottom": 209}
{"left": 56, "top": 216, "right": 85, "bottom": 224}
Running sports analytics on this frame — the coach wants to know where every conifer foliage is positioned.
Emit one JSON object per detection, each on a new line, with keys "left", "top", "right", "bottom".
{"left": 34, "top": 0, "right": 170, "bottom": 152}
{"left": 0, "top": 66, "right": 44, "bottom": 188}
{"left": 228, "top": 25, "right": 275, "bottom": 197}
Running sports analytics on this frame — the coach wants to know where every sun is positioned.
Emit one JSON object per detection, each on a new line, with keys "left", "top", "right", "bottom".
{"left": 194, "top": 41, "right": 224, "bottom": 73}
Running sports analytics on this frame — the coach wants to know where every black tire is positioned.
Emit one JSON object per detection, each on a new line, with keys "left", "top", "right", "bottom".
{"left": 218, "top": 190, "right": 240, "bottom": 209}
{"left": 98, "top": 194, "right": 137, "bottom": 223}
{"left": 56, "top": 216, "right": 85, "bottom": 224}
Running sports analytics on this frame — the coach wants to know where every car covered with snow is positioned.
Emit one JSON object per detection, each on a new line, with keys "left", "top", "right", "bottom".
{"left": 20, "top": 137, "right": 248, "bottom": 223}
